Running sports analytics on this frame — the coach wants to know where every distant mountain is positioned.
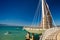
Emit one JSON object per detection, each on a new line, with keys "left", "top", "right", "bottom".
{"left": 0, "top": 24, "right": 23, "bottom": 27}
{"left": 0, "top": 24, "right": 8, "bottom": 26}
{"left": 57, "top": 25, "right": 60, "bottom": 27}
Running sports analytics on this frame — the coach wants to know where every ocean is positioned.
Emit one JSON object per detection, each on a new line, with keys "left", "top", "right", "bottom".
{"left": 0, "top": 26, "right": 39, "bottom": 40}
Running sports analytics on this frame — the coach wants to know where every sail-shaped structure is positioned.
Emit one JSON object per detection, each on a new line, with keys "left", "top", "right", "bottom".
{"left": 24, "top": 0, "right": 60, "bottom": 40}
{"left": 23, "top": 0, "right": 53, "bottom": 34}
{"left": 40, "top": 0, "right": 52, "bottom": 29}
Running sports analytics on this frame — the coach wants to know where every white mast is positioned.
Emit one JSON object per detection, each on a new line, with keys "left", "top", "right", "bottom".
{"left": 42, "top": 0, "right": 45, "bottom": 29}
{"left": 42, "top": 0, "right": 52, "bottom": 29}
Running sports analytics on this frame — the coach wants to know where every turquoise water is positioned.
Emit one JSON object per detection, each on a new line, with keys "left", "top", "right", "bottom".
{"left": 0, "top": 26, "right": 27, "bottom": 40}
{"left": 0, "top": 26, "right": 40, "bottom": 40}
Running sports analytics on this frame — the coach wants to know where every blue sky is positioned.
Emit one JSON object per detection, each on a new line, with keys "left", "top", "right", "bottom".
{"left": 0, "top": 0, "right": 60, "bottom": 26}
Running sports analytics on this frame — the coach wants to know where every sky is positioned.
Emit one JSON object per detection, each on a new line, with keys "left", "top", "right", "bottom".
{"left": 0, "top": 0, "right": 60, "bottom": 26}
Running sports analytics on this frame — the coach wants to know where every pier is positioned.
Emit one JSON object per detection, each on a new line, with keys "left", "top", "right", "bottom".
{"left": 24, "top": 0, "right": 60, "bottom": 40}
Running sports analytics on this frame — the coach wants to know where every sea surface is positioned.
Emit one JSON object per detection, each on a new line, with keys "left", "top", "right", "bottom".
{"left": 0, "top": 26, "right": 39, "bottom": 40}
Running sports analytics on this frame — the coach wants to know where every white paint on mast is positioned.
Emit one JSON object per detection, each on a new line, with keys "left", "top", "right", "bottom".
{"left": 42, "top": 0, "right": 45, "bottom": 29}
